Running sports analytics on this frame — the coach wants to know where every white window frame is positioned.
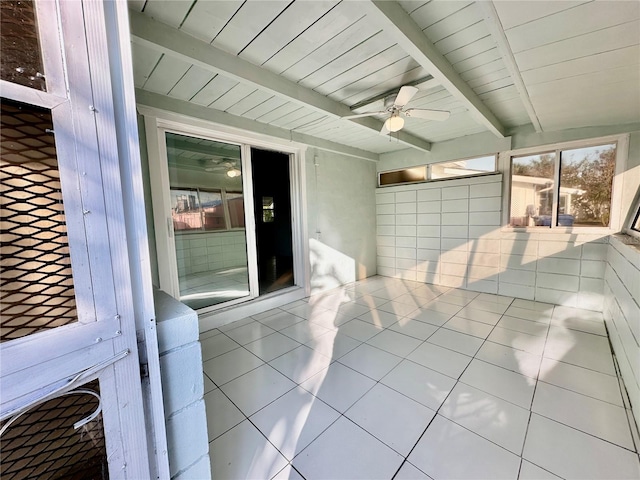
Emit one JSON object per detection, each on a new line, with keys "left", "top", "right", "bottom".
{"left": 141, "top": 108, "right": 310, "bottom": 318}
{"left": 501, "top": 134, "right": 629, "bottom": 234}
{"left": 1, "top": 1, "right": 166, "bottom": 478}
{"left": 624, "top": 194, "right": 640, "bottom": 240}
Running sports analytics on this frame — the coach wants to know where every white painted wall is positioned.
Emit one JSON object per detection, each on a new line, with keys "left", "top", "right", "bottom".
{"left": 604, "top": 235, "right": 640, "bottom": 429}
{"left": 306, "top": 148, "right": 377, "bottom": 293}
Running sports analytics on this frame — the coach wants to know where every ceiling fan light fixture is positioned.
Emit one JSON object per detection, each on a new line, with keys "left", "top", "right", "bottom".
{"left": 385, "top": 114, "right": 404, "bottom": 133}
{"left": 226, "top": 168, "right": 241, "bottom": 178}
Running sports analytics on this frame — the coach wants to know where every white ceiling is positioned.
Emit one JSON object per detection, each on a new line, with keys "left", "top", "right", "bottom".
{"left": 129, "top": 0, "right": 640, "bottom": 157}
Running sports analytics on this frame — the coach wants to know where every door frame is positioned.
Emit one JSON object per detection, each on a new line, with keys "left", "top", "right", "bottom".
{"left": 141, "top": 108, "right": 310, "bottom": 316}
{"left": 1, "top": 1, "right": 165, "bottom": 478}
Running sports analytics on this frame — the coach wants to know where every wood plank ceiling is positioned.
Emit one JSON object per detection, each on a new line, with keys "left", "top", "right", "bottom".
{"left": 129, "top": 0, "right": 640, "bottom": 158}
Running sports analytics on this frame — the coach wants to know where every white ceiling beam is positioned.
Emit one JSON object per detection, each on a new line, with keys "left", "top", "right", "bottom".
{"left": 362, "top": 0, "right": 507, "bottom": 138}
{"left": 136, "top": 89, "right": 380, "bottom": 162}
{"left": 477, "top": 1, "right": 542, "bottom": 133}
{"left": 128, "top": 10, "right": 431, "bottom": 152}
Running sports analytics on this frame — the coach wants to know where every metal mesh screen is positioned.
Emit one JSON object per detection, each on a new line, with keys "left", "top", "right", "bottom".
{"left": 0, "top": 99, "right": 77, "bottom": 342}
{"left": 0, "top": 380, "right": 108, "bottom": 480}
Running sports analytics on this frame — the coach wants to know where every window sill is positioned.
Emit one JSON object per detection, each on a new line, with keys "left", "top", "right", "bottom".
{"left": 614, "top": 232, "right": 640, "bottom": 250}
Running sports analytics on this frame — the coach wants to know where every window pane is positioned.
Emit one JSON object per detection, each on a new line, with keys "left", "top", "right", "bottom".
{"left": 200, "top": 190, "right": 226, "bottom": 231}
{"left": 165, "top": 132, "right": 248, "bottom": 310}
{"left": 510, "top": 153, "right": 556, "bottom": 227}
{"left": 262, "top": 196, "right": 274, "bottom": 223}
{"left": 171, "top": 188, "right": 202, "bottom": 231}
{"left": 227, "top": 192, "right": 245, "bottom": 228}
{"left": 0, "top": 0, "right": 46, "bottom": 91}
{"left": 1, "top": 99, "right": 77, "bottom": 342}
{"left": 431, "top": 155, "right": 496, "bottom": 179}
{"left": 559, "top": 144, "right": 616, "bottom": 227}
{"left": 379, "top": 167, "right": 426, "bottom": 186}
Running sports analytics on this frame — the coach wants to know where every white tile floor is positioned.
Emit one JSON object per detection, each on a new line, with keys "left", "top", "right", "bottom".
{"left": 200, "top": 276, "right": 640, "bottom": 480}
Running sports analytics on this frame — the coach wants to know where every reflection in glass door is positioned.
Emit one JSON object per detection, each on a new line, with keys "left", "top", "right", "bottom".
{"left": 165, "top": 133, "right": 250, "bottom": 310}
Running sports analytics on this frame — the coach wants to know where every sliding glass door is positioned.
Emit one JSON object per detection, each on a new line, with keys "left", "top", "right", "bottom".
{"left": 165, "top": 133, "right": 250, "bottom": 310}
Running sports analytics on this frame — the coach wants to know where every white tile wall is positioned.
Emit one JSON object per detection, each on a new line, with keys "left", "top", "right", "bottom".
{"left": 603, "top": 235, "right": 640, "bottom": 429}
{"left": 375, "top": 174, "right": 610, "bottom": 307}
{"left": 175, "top": 231, "right": 247, "bottom": 276}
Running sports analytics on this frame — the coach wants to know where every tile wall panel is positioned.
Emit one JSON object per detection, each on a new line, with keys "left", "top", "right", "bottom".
{"left": 603, "top": 235, "right": 640, "bottom": 430}
{"left": 375, "top": 174, "right": 610, "bottom": 308}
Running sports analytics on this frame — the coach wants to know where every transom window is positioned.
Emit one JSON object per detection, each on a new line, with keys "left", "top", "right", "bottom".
{"left": 379, "top": 154, "right": 497, "bottom": 187}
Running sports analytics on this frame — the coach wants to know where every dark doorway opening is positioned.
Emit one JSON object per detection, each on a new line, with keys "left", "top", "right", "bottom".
{"left": 251, "top": 148, "right": 294, "bottom": 294}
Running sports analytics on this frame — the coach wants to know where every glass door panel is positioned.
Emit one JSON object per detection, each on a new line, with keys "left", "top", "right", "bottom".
{"left": 165, "top": 133, "right": 250, "bottom": 310}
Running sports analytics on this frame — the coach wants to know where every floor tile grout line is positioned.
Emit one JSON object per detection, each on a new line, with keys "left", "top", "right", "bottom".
{"left": 285, "top": 287, "right": 467, "bottom": 475}
{"left": 529, "top": 411, "right": 639, "bottom": 453}
{"left": 205, "top": 279, "right": 637, "bottom": 479}
{"left": 524, "top": 304, "right": 638, "bottom": 453}
{"left": 206, "top": 339, "right": 272, "bottom": 388}
{"left": 212, "top": 380, "right": 313, "bottom": 479}
{"left": 390, "top": 320, "right": 498, "bottom": 480}
{"left": 425, "top": 295, "right": 569, "bottom": 464}
{"left": 389, "top": 290, "right": 517, "bottom": 476}
{"left": 537, "top": 355, "right": 618, "bottom": 378}
{"left": 520, "top": 457, "right": 570, "bottom": 480}
{"left": 220, "top": 318, "right": 631, "bottom": 450}
{"left": 518, "top": 301, "right": 553, "bottom": 461}
{"left": 610, "top": 352, "right": 640, "bottom": 453}
{"left": 535, "top": 378, "right": 630, "bottom": 409}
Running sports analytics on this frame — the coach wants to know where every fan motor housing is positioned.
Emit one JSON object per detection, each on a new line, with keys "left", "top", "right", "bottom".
{"left": 384, "top": 95, "right": 397, "bottom": 110}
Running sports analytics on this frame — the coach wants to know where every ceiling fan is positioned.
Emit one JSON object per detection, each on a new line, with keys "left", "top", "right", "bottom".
{"left": 204, "top": 157, "right": 241, "bottom": 177}
{"left": 342, "top": 85, "right": 450, "bottom": 134}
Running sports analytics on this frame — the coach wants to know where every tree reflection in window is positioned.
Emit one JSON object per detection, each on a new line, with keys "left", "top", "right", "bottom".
{"left": 560, "top": 144, "right": 616, "bottom": 227}
{"left": 510, "top": 143, "right": 616, "bottom": 228}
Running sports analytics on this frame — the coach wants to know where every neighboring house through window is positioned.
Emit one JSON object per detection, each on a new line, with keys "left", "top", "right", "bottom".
{"left": 509, "top": 142, "right": 618, "bottom": 228}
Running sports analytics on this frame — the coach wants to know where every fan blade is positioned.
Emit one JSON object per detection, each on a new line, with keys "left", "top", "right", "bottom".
{"left": 380, "top": 122, "right": 390, "bottom": 135}
{"left": 394, "top": 85, "right": 419, "bottom": 107}
{"left": 404, "top": 108, "right": 450, "bottom": 121}
{"left": 342, "top": 111, "right": 386, "bottom": 119}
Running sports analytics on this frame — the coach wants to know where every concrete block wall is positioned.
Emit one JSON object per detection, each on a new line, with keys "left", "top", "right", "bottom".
{"left": 155, "top": 289, "right": 211, "bottom": 480}
{"left": 603, "top": 235, "right": 640, "bottom": 426}
{"left": 175, "top": 230, "right": 247, "bottom": 277}
{"left": 376, "top": 173, "right": 608, "bottom": 310}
